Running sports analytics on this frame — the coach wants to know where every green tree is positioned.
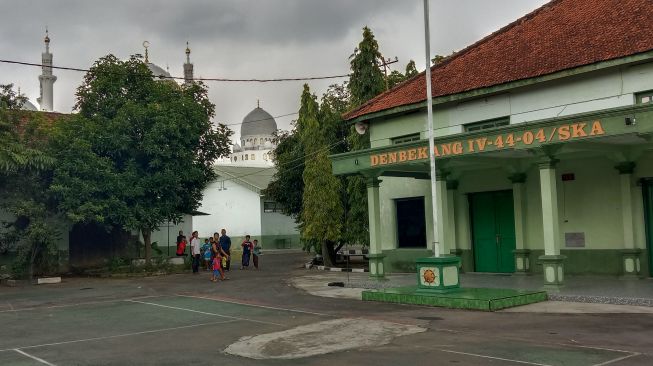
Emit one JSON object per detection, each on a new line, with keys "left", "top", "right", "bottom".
{"left": 405, "top": 60, "right": 419, "bottom": 78}
{"left": 431, "top": 54, "right": 445, "bottom": 65}
{"left": 298, "top": 84, "right": 343, "bottom": 264}
{"left": 348, "top": 26, "right": 386, "bottom": 107}
{"left": 0, "top": 84, "right": 60, "bottom": 279}
{"left": 0, "top": 84, "right": 53, "bottom": 173}
{"left": 265, "top": 127, "right": 305, "bottom": 219}
{"left": 344, "top": 26, "right": 389, "bottom": 249}
{"left": 49, "top": 55, "right": 232, "bottom": 263}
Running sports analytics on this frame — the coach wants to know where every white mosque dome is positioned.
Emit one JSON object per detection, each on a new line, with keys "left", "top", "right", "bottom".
{"left": 241, "top": 107, "right": 277, "bottom": 137}
{"left": 147, "top": 63, "right": 171, "bottom": 79}
{"left": 20, "top": 99, "right": 38, "bottom": 111}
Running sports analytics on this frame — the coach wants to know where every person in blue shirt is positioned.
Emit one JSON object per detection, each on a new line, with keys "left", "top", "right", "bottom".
{"left": 202, "top": 238, "right": 212, "bottom": 270}
{"left": 219, "top": 228, "right": 232, "bottom": 271}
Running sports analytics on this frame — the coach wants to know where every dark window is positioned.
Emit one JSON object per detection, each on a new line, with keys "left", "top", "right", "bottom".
{"left": 392, "top": 133, "right": 421, "bottom": 145}
{"left": 396, "top": 197, "right": 427, "bottom": 248}
{"left": 264, "top": 201, "right": 284, "bottom": 213}
{"left": 464, "top": 117, "right": 509, "bottom": 132}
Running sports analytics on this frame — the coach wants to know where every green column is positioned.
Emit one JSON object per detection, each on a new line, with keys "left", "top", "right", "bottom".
{"left": 509, "top": 173, "right": 530, "bottom": 274}
{"left": 366, "top": 176, "right": 385, "bottom": 279}
{"left": 447, "top": 180, "right": 462, "bottom": 267}
{"left": 435, "top": 171, "right": 449, "bottom": 256}
{"left": 615, "top": 162, "right": 641, "bottom": 277}
{"left": 538, "top": 159, "right": 565, "bottom": 287}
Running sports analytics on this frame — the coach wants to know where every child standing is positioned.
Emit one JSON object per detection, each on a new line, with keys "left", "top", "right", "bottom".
{"left": 202, "top": 238, "right": 212, "bottom": 270}
{"left": 211, "top": 248, "right": 229, "bottom": 281}
{"left": 252, "top": 239, "right": 261, "bottom": 269}
{"left": 241, "top": 235, "right": 253, "bottom": 269}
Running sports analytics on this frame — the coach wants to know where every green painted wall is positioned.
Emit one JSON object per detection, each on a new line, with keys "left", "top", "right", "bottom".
{"left": 375, "top": 151, "right": 653, "bottom": 276}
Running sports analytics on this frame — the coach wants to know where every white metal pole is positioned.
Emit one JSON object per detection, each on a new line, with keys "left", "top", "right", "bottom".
{"left": 423, "top": 0, "right": 439, "bottom": 258}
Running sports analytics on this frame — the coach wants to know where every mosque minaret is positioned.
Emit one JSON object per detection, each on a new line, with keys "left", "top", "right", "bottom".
{"left": 37, "top": 29, "right": 56, "bottom": 112}
{"left": 183, "top": 42, "right": 194, "bottom": 84}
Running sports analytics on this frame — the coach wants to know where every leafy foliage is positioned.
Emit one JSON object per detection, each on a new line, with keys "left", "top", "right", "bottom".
{"left": 49, "top": 55, "right": 232, "bottom": 262}
{"left": 0, "top": 84, "right": 54, "bottom": 173}
{"left": 265, "top": 128, "right": 305, "bottom": 218}
{"left": 348, "top": 26, "right": 386, "bottom": 107}
{"left": 298, "top": 85, "right": 343, "bottom": 255}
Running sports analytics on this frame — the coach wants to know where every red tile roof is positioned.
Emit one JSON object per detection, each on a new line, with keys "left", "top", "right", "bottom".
{"left": 344, "top": 0, "right": 653, "bottom": 121}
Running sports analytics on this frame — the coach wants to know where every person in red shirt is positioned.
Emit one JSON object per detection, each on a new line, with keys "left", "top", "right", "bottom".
{"left": 176, "top": 236, "right": 187, "bottom": 256}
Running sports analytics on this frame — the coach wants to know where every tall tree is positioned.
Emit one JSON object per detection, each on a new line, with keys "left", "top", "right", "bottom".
{"left": 344, "top": 26, "right": 388, "bottom": 249}
{"left": 348, "top": 26, "right": 386, "bottom": 107}
{"left": 298, "top": 84, "right": 343, "bottom": 264}
{"left": 265, "top": 127, "right": 305, "bottom": 219}
{"left": 49, "top": 55, "right": 232, "bottom": 263}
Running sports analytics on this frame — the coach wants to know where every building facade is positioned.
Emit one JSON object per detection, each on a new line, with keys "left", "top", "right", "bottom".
{"left": 331, "top": 0, "right": 653, "bottom": 286}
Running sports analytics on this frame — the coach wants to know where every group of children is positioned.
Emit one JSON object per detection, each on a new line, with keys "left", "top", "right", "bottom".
{"left": 200, "top": 234, "right": 261, "bottom": 282}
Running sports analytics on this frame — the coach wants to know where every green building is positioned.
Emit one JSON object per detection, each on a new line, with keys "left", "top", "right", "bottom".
{"left": 331, "top": 0, "right": 653, "bottom": 287}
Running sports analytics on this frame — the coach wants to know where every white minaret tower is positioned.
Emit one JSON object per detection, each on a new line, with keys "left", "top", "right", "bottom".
{"left": 183, "top": 41, "right": 194, "bottom": 84}
{"left": 37, "top": 29, "right": 57, "bottom": 112}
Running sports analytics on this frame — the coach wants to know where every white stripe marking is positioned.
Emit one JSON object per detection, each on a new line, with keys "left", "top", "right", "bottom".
{"left": 592, "top": 352, "right": 641, "bottom": 366}
{"left": 176, "top": 294, "right": 330, "bottom": 317}
{"left": 0, "top": 321, "right": 233, "bottom": 353}
{"left": 13, "top": 349, "right": 56, "bottom": 365}
{"left": 437, "top": 349, "right": 552, "bottom": 366}
{"left": 127, "top": 299, "right": 285, "bottom": 326}
{"left": 0, "top": 295, "right": 166, "bottom": 314}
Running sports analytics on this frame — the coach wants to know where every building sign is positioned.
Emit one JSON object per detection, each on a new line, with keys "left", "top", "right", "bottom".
{"left": 370, "top": 120, "right": 605, "bottom": 167}
{"left": 565, "top": 232, "right": 586, "bottom": 248}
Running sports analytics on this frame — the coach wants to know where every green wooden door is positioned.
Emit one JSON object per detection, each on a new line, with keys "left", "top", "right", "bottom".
{"left": 643, "top": 180, "right": 653, "bottom": 277}
{"left": 470, "top": 190, "right": 516, "bottom": 273}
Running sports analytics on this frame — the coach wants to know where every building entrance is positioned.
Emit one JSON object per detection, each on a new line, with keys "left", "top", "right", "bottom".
{"left": 469, "top": 190, "right": 516, "bottom": 273}
{"left": 396, "top": 197, "right": 426, "bottom": 248}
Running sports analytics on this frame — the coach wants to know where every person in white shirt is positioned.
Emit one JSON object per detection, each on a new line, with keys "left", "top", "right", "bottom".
{"left": 190, "top": 231, "right": 201, "bottom": 274}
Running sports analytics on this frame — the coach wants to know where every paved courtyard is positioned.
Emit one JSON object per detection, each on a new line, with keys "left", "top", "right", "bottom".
{"left": 1, "top": 252, "right": 652, "bottom": 365}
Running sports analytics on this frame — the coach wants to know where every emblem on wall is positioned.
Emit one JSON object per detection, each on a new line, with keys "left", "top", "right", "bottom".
{"left": 420, "top": 267, "right": 439, "bottom": 287}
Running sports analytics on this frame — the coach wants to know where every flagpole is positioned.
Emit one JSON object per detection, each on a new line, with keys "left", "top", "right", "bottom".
{"left": 423, "top": 0, "right": 439, "bottom": 258}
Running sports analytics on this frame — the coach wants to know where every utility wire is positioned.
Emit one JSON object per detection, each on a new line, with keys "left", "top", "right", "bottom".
{"left": 220, "top": 112, "right": 297, "bottom": 127}
{"left": 0, "top": 59, "right": 350, "bottom": 83}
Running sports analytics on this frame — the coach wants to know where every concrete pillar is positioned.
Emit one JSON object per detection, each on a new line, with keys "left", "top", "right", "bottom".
{"left": 435, "top": 171, "right": 449, "bottom": 256}
{"left": 509, "top": 173, "right": 530, "bottom": 274}
{"left": 615, "top": 162, "right": 641, "bottom": 277}
{"left": 447, "top": 180, "right": 462, "bottom": 268}
{"left": 366, "top": 176, "right": 385, "bottom": 279}
{"left": 537, "top": 159, "right": 565, "bottom": 287}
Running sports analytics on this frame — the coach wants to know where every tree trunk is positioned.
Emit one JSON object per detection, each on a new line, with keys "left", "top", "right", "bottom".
{"left": 321, "top": 240, "right": 337, "bottom": 267}
{"left": 142, "top": 228, "right": 152, "bottom": 265}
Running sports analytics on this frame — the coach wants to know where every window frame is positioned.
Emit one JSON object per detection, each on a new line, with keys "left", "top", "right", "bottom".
{"left": 464, "top": 117, "right": 510, "bottom": 133}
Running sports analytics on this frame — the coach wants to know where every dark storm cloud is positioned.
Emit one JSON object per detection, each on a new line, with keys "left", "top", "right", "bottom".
{"left": 0, "top": 0, "right": 548, "bottom": 138}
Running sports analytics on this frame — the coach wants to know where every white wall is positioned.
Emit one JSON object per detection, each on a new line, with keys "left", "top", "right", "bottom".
{"left": 193, "top": 176, "right": 262, "bottom": 238}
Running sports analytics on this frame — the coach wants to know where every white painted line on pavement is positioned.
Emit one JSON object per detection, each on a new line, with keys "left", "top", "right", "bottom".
{"left": 0, "top": 295, "right": 167, "bottom": 314}
{"left": 0, "top": 320, "right": 234, "bottom": 353}
{"left": 176, "top": 294, "right": 331, "bottom": 317}
{"left": 13, "top": 349, "right": 56, "bottom": 366}
{"left": 592, "top": 352, "right": 641, "bottom": 366}
{"left": 437, "top": 348, "right": 552, "bottom": 366}
{"left": 127, "top": 299, "right": 285, "bottom": 327}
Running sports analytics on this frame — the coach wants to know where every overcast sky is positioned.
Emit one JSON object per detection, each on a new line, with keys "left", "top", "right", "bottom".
{"left": 0, "top": 0, "right": 548, "bottom": 141}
